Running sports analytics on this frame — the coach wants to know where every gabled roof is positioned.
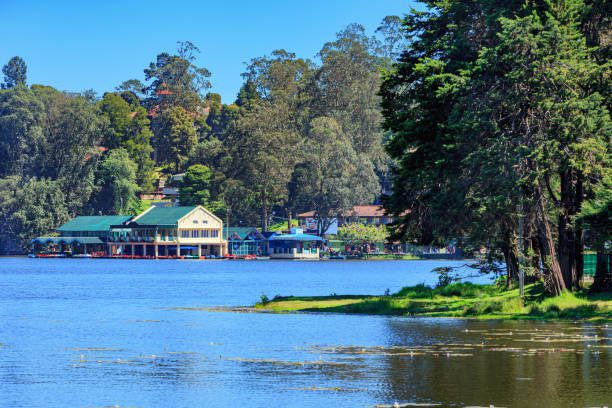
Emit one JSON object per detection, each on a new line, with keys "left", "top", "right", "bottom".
{"left": 57, "top": 216, "right": 132, "bottom": 232}
{"left": 223, "top": 227, "right": 263, "bottom": 240}
{"left": 130, "top": 206, "right": 197, "bottom": 227}
{"left": 297, "top": 205, "right": 406, "bottom": 218}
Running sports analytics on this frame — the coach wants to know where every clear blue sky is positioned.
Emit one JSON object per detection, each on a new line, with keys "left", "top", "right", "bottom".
{"left": 1, "top": 0, "right": 416, "bottom": 103}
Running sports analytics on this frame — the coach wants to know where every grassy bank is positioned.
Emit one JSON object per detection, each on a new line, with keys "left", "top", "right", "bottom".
{"left": 342, "top": 253, "right": 421, "bottom": 260}
{"left": 255, "top": 282, "right": 611, "bottom": 321}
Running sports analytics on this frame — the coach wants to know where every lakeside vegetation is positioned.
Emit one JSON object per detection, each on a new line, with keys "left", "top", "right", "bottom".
{"left": 0, "top": 0, "right": 609, "bottom": 298}
{"left": 255, "top": 282, "right": 612, "bottom": 321}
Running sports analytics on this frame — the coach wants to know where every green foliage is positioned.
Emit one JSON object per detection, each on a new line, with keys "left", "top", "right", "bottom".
{"left": 99, "top": 92, "right": 155, "bottom": 189}
{"left": 153, "top": 106, "right": 197, "bottom": 172}
{"left": 337, "top": 223, "right": 389, "bottom": 244}
{"left": 268, "top": 219, "right": 299, "bottom": 232}
{"left": 289, "top": 116, "right": 379, "bottom": 233}
{"left": 259, "top": 282, "right": 611, "bottom": 320}
{"left": 0, "top": 176, "right": 68, "bottom": 252}
{"left": 259, "top": 293, "right": 270, "bottom": 305}
{"left": 93, "top": 149, "right": 139, "bottom": 215}
{"left": 2, "top": 56, "right": 27, "bottom": 89}
{"left": 381, "top": 0, "right": 610, "bottom": 294}
{"left": 179, "top": 164, "right": 212, "bottom": 206}
{"left": 144, "top": 41, "right": 211, "bottom": 110}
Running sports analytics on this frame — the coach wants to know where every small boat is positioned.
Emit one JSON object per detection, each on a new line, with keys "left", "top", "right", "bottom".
{"left": 329, "top": 254, "right": 346, "bottom": 260}
{"left": 27, "top": 253, "right": 37, "bottom": 258}
{"left": 256, "top": 256, "right": 270, "bottom": 260}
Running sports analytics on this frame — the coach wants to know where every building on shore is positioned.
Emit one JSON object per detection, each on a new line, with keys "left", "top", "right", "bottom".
{"left": 31, "top": 215, "right": 131, "bottom": 257}
{"left": 109, "top": 205, "right": 227, "bottom": 258}
{"left": 268, "top": 228, "right": 324, "bottom": 259}
{"left": 224, "top": 227, "right": 268, "bottom": 257}
{"left": 297, "top": 205, "right": 397, "bottom": 235}
{"left": 32, "top": 206, "right": 227, "bottom": 258}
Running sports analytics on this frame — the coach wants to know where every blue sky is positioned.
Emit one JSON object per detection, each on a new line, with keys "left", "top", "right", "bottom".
{"left": 1, "top": 0, "right": 416, "bottom": 103}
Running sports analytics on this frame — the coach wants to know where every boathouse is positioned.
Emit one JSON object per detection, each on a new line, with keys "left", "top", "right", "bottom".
{"left": 109, "top": 205, "right": 227, "bottom": 258}
{"left": 268, "top": 228, "right": 323, "bottom": 259}
{"left": 31, "top": 215, "right": 131, "bottom": 256}
{"left": 224, "top": 227, "right": 267, "bottom": 257}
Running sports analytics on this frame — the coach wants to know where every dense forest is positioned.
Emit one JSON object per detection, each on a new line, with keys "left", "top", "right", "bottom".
{"left": 0, "top": 0, "right": 609, "bottom": 296}
{"left": 381, "top": 0, "right": 610, "bottom": 293}
{"left": 0, "top": 20, "right": 402, "bottom": 254}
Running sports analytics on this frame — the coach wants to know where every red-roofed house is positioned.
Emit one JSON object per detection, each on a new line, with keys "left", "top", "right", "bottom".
{"left": 297, "top": 205, "right": 403, "bottom": 231}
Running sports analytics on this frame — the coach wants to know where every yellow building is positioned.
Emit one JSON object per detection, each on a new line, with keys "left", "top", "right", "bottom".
{"left": 108, "top": 205, "right": 227, "bottom": 258}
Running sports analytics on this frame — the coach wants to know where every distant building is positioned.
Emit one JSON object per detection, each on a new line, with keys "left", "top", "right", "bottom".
{"left": 110, "top": 205, "right": 226, "bottom": 257}
{"left": 32, "top": 206, "right": 227, "bottom": 258}
{"left": 297, "top": 205, "right": 398, "bottom": 234}
{"left": 268, "top": 228, "right": 323, "bottom": 259}
{"left": 31, "top": 215, "right": 131, "bottom": 256}
{"left": 139, "top": 173, "right": 184, "bottom": 202}
{"left": 223, "top": 227, "right": 267, "bottom": 256}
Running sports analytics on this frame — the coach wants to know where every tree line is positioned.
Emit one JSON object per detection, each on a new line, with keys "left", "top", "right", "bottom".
{"left": 0, "top": 22, "right": 402, "bottom": 253}
{"left": 381, "top": 0, "right": 610, "bottom": 293}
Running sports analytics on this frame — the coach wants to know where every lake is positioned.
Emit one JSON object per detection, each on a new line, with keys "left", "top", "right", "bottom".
{"left": 0, "top": 258, "right": 609, "bottom": 407}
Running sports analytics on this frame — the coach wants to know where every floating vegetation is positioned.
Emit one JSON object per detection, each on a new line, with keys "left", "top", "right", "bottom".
{"left": 226, "top": 357, "right": 347, "bottom": 367}
{"left": 375, "top": 403, "right": 442, "bottom": 407}
{"left": 288, "top": 385, "right": 366, "bottom": 393}
{"left": 165, "top": 306, "right": 261, "bottom": 313}
{"left": 131, "top": 319, "right": 166, "bottom": 323}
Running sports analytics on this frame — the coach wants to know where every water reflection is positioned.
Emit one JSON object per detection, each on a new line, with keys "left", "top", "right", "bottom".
{"left": 379, "top": 319, "right": 611, "bottom": 407}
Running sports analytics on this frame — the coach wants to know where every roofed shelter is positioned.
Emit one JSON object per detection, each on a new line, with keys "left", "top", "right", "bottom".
{"left": 109, "top": 205, "right": 227, "bottom": 258}
{"left": 268, "top": 228, "right": 323, "bottom": 259}
{"left": 223, "top": 227, "right": 267, "bottom": 256}
{"left": 32, "top": 215, "right": 131, "bottom": 256}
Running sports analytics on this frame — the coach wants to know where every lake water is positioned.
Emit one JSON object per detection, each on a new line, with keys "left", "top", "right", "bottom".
{"left": 0, "top": 258, "right": 609, "bottom": 407}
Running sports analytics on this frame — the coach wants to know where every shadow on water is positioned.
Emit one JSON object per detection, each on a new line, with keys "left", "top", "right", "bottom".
{"left": 377, "top": 319, "right": 611, "bottom": 407}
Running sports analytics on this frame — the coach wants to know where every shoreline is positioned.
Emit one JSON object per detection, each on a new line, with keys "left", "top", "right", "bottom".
{"left": 253, "top": 283, "right": 612, "bottom": 322}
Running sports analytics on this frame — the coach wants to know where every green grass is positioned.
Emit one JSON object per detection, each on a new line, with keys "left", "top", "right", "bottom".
{"left": 360, "top": 253, "right": 421, "bottom": 260}
{"left": 254, "top": 282, "right": 611, "bottom": 321}
{"left": 268, "top": 219, "right": 299, "bottom": 232}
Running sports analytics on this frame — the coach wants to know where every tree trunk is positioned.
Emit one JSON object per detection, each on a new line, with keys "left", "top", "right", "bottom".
{"left": 557, "top": 170, "right": 574, "bottom": 289}
{"left": 558, "top": 170, "right": 585, "bottom": 290}
{"left": 573, "top": 175, "right": 584, "bottom": 289}
{"left": 260, "top": 189, "right": 268, "bottom": 232}
{"left": 529, "top": 236, "right": 542, "bottom": 282}
{"left": 536, "top": 181, "right": 566, "bottom": 295}
{"left": 501, "top": 237, "right": 519, "bottom": 287}
{"left": 591, "top": 237, "right": 612, "bottom": 292}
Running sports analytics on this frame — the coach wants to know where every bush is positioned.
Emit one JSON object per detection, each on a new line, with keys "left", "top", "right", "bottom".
{"left": 462, "top": 301, "right": 502, "bottom": 316}
{"left": 260, "top": 293, "right": 270, "bottom": 305}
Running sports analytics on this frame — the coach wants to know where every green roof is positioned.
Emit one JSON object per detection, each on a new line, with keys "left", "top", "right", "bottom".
{"left": 223, "top": 227, "right": 262, "bottom": 240}
{"left": 32, "top": 236, "right": 103, "bottom": 244}
{"left": 57, "top": 216, "right": 132, "bottom": 232}
{"left": 131, "top": 206, "right": 196, "bottom": 227}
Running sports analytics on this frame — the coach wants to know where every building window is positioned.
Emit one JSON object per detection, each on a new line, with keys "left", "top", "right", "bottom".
{"left": 191, "top": 230, "right": 199, "bottom": 238}
{"left": 181, "top": 230, "right": 189, "bottom": 238}
{"left": 202, "top": 229, "right": 210, "bottom": 238}
{"left": 211, "top": 229, "right": 219, "bottom": 238}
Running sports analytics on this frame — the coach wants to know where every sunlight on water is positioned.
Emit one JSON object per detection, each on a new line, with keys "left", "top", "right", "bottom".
{"left": 0, "top": 258, "right": 609, "bottom": 407}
